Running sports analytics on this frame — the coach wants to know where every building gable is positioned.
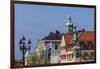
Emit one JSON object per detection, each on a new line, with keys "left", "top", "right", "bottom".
{"left": 61, "top": 35, "right": 66, "bottom": 47}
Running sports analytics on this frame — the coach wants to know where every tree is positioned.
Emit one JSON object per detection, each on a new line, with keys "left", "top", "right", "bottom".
{"left": 42, "top": 30, "right": 61, "bottom": 40}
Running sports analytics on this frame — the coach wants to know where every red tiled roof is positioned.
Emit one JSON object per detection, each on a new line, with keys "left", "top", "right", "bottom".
{"left": 78, "top": 32, "right": 95, "bottom": 43}
{"left": 63, "top": 33, "right": 73, "bottom": 45}
{"left": 63, "top": 32, "right": 95, "bottom": 45}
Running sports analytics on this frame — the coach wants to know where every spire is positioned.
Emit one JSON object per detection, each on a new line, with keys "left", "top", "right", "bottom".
{"left": 65, "top": 13, "right": 73, "bottom": 33}
{"left": 67, "top": 14, "right": 72, "bottom": 23}
{"left": 65, "top": 13, "right": 73, "bottom": 26}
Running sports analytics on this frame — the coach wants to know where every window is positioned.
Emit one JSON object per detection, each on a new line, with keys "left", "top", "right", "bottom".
{"left": 61, "top": 55, "right": 66, "bottom": 60}
{"left": 80, "top": 42, "right": 85, "bottom": 49}
{"left": 69, "top": 25, "right": 73, "bottom": 31}
{"left": 55, "top": 44, "right": 58, "bottom": 50}
{"left": 69, "top": 54, "right": 71, "bottom": 61}
{"left": 91, "top": 52, "right": 94, "bottom": 57}
{"left": 48, "top": 48, "right": 51, "bottom": 54}
{"left": 88, "top": 42, "right": 93, "bottom": 49}
{"left": 66, "top": 45, "right": 69, "bottom": 48}
{"left": 90, "top": 52, "right": 94, "bottom": 59}
{"left": 67, "top": 54, "right": 73, "bottom": 61}
{"left": 61, "top": 47, "right": 63, "bottom": 50}
{"left": 76, "top": 49, "right": 80, "bottom": 58}
{"left": 61, "top": 46, "right": 66, "bottom": 50}
{"left": 66, "top": 45, "right": 72, "bottom": 49}
{"left": 72, "top": 54, "right": 73, "bottom": 59}
{"left": 84, "top": 52, "right": 89, "bottom": 60}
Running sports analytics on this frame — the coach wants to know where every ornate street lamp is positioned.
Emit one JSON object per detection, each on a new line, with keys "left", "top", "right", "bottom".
{"left": 19, "top": 36, "right": 31, "bottom": 65}
{"left": 28, "top": 39, "right": 31, "bottom": 50}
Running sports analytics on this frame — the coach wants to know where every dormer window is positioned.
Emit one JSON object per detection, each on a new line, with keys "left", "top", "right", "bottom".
{"left": 80, "top": 42, "right": 85, "bottom": 49}
{"left": 87, "top": 42, "right": 93, "bottom": 49}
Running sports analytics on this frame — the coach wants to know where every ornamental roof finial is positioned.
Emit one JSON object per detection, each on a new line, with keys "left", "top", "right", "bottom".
{"left": 67, "top": 13, "right": 72, "bottom": 23}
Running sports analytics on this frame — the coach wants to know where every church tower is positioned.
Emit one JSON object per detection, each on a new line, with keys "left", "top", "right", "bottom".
{"left": 65, "top": 14, "right": 73, "bottom": 33}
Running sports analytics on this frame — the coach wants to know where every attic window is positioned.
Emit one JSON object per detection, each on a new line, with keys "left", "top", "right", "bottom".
{"left": 80, "top": 42, "right": 85, "bottom": 49}
{"left": 87, "top": 42, "right": 93, "bottom": 49}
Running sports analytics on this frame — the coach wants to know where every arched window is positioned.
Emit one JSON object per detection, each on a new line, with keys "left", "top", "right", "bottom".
{"left": 48, "top": 48, "right": 51, "bottom": 60}
{"left": 67, "top": 54, "right": 73, "bottom": 61}
{"left": 55, "top": 45, "right": 58, "bottom": 50}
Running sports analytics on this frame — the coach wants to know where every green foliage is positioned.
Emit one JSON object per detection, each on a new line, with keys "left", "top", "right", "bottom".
{"left": 32, "top": 50, "right": 48, "bottom": 64}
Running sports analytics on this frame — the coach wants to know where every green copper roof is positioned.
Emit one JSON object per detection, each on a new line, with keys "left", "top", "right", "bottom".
{"left": 65, "top": 14, "right": 73, "bottom": 26}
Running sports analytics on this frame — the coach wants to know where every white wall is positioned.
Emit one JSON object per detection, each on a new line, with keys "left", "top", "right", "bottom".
{"left": 0, "top": 0, "right": 100, "bottom": 69}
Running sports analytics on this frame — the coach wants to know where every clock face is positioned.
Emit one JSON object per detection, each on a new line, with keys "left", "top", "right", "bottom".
{"left": 76, "top": 49, "right": 80, "bottom": 58}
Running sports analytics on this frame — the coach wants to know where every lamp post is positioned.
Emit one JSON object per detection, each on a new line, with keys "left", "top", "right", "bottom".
{"left": 19, "top": 36, "right": 31, "bottom": 65}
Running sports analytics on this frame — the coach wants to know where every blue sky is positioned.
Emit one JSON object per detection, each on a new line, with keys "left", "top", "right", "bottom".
{"left": 15, "top": 4, "right": 94, "bottom": 60}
